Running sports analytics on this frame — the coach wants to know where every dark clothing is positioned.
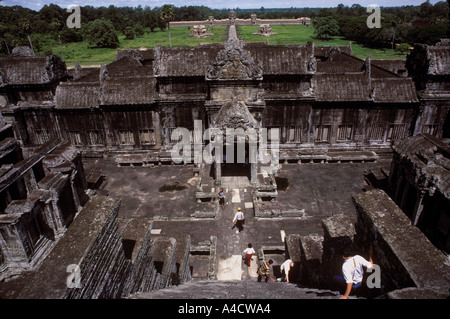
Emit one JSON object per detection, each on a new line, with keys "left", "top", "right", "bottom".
{"left": 232, "top": 219, "right": 244, "bottom": 232}
{"left": 218, "top": 191, "right": 224, "bottom": 206}
{"left": 332, "top": 275, "right": 362, "bottom": 295}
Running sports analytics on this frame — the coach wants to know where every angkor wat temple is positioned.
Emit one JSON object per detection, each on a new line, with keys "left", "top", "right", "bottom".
{"left": 0, "top": 23, "right": 448, "bottom": 299}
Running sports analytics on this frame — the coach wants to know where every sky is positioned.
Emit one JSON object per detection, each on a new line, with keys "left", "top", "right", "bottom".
{"left": 0, "top": 0, "right": 445, "bottom": 11}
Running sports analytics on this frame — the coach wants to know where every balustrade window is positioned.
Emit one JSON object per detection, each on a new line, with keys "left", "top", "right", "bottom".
{"left": 68, "top": 131, "right": 82, "bottom": 146}
{"left": 35, "top": 129, "right": 50, "bottom": 145}
{"left": 118, "top": 130, "right": 135, "bottom": 145}
{"left": 422, "top": 125, "right": 439, "bottom": 136}
{"left": 315, "top": 125, "right": 331, "bottom": 142}
{"left": 267, "top": 127, "right": 281, "bottom": 142}
{"left": 337, "top": 125, "right": 353, "bottom": 142}
{"left": 139, "top": 129, "right": 156, "bottom": 145}
{"left": 88, "top": 130, "right": 103, "bottom": 146}
{"left": 388, "top": 124, "right": 406, "bottom": 141}
{"left": 368, "top": 124, "right": 385, "bottom": 141}
{"left": 287, "top": 126, "right": 301, "bottom": 143}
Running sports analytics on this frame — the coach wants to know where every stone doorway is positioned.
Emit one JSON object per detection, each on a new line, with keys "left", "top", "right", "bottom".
{"left": 221, "top": 140, "right": 251, "bottom": 180}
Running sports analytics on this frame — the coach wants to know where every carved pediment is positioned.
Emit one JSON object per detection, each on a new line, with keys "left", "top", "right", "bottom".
{"left": 206, "top": 29, "right": 262, "bottom": 81}
{"left": 214, "top": 99, "right": 257, "bottom": 130}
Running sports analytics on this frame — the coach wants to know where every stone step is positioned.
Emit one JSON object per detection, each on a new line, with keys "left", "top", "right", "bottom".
{"left": 130, "top": 280, "right": 343, "bottom": 299}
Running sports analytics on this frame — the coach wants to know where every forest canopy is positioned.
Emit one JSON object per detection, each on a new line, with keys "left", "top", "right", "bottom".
{"left": 0, "top": 1, "right": 449, "bottom": 54}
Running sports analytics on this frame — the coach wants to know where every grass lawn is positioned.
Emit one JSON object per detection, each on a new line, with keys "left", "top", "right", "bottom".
{"left": 45, "top": 26, "right": 229, "bottom": 66}
{"left": 41, "top": 24, "right": 406, "bottom": 67}
{"left": 236, "top": 25, "right": 407, "bottom": 60}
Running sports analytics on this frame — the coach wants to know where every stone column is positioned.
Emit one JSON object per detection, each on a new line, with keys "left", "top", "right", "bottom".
{"left": 393, "top": 175, "right": 403, "bottom": 203}
{"left": 23, "top": 169, "right": 38, "bottom": 195}
{"left": 215, "top": 161, "right": 221, "bottom": 186}
{"left": 50, "top": 198, "right": 66, "bottom": 237}
{"left": 70, "top": 171, "right": 81, "bottom": 212}
{"left": 250, "top": 162, "right": 257, "bottom": 185}
{"left": 412, "top": 190, "right": 426, "bottom": 226}
{"left": 399, "top": 181, "right": 410, "bottom": 212}
{"left": 0, "top": 218, "right": 31, "bottom": 280}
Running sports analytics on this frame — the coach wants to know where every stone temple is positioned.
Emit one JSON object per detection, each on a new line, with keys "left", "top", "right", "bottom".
{"left": 0, "top": 22, "right": 449, "bottom": 299}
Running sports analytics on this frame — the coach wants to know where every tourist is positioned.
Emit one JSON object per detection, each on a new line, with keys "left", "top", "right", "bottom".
{"left": 280, "top": 259, "right": 294, "bottom": 283}
{"left": 333, "top": 246, "right": 373, "bottom": 299}
{"left": 257, "top": 259, "right": 275, "bottom": 282}
{"left": 231, "top": 207, "right": 245, "bottom": 232}
{"left": 243, "top": 243, "right": 256, "bottom": 267}
{"left": 218, "top": 188, "right": 225, "bottom": 207}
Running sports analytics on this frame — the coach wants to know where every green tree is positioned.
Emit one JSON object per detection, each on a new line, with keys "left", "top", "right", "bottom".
{"left": 160, "top": 4, "right": 175, "bottom": 47}
{"left": 84, "top": 19, "right": 119, "bottom": 48}
{"left": 59, "top": 27, "right": 83, "bottom": 43}
{"left": 447, "top": 0, "right": 450, "bottom": 37}
{"left": 312, "top": 16, "right": 339, "bottom": 39}
{"left": 134, "top": 23, "right": 145, "bottom": 37}
{"left": 143, "top": 8, "right": 159, "bottom": 32}
{"left": 124, "top": 26, "right": 135, "bottom": 40}
{"left": 396, "top": 43, "right": 411, "bottom": 54}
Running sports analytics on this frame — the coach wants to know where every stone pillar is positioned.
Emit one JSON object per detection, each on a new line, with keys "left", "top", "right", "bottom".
{"left": 70, "top": 171, "right": 81, "bottom": 211}
{"left": 399, "top": 181, "right": 411, "bottom": 212}
{"left": 23, "top": 169, "right": 38, "bottom": 195}
{"left": 215, "top": 161, "right": 221, "bottom": 186}
{"left": 298, "top": 234, "right": 325, "bottom": 288}
{"left": 250, "top": 162, "right": 257, "bottom": 185}
{"left": 412, "top": 190, "right": 426, "bottom": 226}
{"left": 50, "top": 198, "right": 66, "bottom": 237}
{"left": 321, "top": 215, "right": 356, "bottom": 286}
{"left": 393, "top": 175, "right": 403, "bottom": 203}
{"left": 0, "top": 220, "right": 29, "bottom": 279}
{"left": 40, "top": 199, "right": 57, "bottom": 240}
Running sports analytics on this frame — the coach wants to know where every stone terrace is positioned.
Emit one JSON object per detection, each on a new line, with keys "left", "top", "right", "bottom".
{"left": 86, "top": 157, "right": 392, "bottom": 283}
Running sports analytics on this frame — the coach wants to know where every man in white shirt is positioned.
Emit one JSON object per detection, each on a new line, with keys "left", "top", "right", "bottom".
{"left": 334, "top": 246, "right": 373, "bottom": 299}
{"left": 280, "top": 259, "right": 294, "bottom": 283}
{"left": 231, "top": 207, "right": 245, "bottom": 232}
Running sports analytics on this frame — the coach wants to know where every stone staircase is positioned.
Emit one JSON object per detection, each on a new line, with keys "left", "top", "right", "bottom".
{"left": 130, "top": 280, "right": 344, "bottom": 299}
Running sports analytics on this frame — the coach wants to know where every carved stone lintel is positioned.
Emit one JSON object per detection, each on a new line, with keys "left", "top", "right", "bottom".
{"left": 214, "top": 98, "right": 257, "bottom": 130}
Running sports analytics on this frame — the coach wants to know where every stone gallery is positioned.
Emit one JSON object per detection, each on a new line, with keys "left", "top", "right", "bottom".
{"left": 0, "top": 18, "right": 448, "bottom": 299}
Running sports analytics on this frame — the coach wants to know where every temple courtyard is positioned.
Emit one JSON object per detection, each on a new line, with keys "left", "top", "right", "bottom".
{"left": 85, "top": 156, "right": 391, "bottom": 282}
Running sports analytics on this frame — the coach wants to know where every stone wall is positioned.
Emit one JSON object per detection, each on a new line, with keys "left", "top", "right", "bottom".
{"left": 5, "top": 195, "right": 193, "bottom": 299}
{"left": 286, "top": 190, "right": 450, "bottom": 298}
{"left": 65, "top": 197, "right": 130, "bottom": 299}
{"left": 0, "top": 139, "right": 90, "bottom": 281}
{"left": 152, "top": 237, "right": 177, "bottom": 289}
{"left": 352, "top": 189, "right": 450, "bottom": 295}
{"left": 121, "top": 218, "right": 157, "bottom": 296}
{"left": 298, "top": 234, "right": 326, "bottom": 289}
{"left": 321, "top": 215, "right": 356, "bottom": 284}
{"left": 15, "top": 195, "right": 127, "bottom": 298}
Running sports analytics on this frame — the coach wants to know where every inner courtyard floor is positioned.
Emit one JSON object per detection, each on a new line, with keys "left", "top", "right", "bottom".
{"left": 85, "top": 157, "right": 391, "bottom": 281}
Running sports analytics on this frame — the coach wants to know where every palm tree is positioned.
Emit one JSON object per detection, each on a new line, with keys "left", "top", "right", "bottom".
{"left": 160, "top": 5, "right": 175, "bottom": 48}
{"left": 19, "top": 19, "right": 34, "bottom": 54}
